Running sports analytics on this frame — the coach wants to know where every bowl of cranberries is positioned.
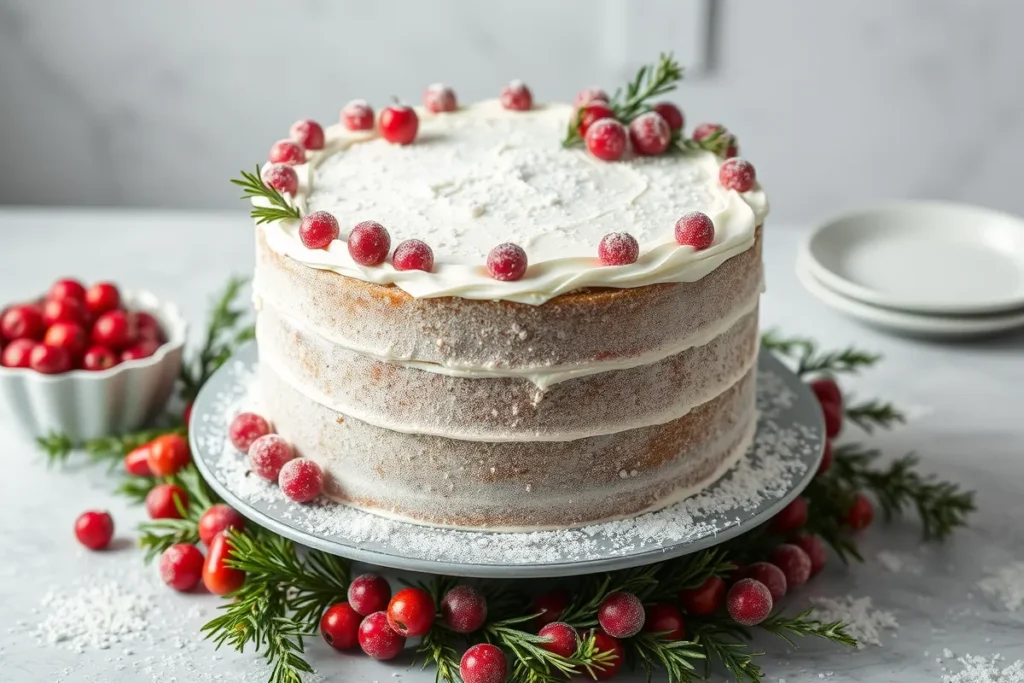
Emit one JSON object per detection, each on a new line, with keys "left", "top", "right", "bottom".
{"left": 0, "top": 278, "right": 186, "bottom": 440}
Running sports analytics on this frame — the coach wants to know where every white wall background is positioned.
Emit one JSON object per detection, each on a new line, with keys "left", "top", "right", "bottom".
{"left": 1, "top": 0, "right": 1022, "bottom": 224}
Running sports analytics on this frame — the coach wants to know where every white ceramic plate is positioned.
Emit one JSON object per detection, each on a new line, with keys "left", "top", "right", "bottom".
{"left": 797, "top": 258, "right": 1024, "bottom": 339}
{"left": 802, "top": 202, "right": 1024, "bottom": 315}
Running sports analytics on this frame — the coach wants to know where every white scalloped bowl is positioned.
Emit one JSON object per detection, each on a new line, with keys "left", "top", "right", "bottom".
{"left": 0, "top": 290, "right": 187, "bottom": 442}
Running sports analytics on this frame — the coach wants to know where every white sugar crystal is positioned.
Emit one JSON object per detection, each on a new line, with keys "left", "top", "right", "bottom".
{"left": 943, "top": 654, "right": 1024, "bottom": 683}
{"left": 809, "top": 595, "right": 898, "bottom": 649}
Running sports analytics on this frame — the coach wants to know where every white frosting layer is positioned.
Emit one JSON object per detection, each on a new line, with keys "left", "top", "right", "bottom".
{"left": 258, "top": 100, "right": 768, "bottom": 305}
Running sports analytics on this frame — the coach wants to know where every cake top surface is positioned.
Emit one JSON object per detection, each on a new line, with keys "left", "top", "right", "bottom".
{"left": 259, "top": 100, "right": 768, "bottom": 305}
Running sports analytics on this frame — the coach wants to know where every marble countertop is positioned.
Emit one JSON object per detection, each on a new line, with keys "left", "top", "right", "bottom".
{"left": 0, "top": 208, "right": 1021, "bottom": 682}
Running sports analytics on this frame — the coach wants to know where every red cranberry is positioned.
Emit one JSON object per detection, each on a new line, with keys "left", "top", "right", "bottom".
{"left": 203, "top": 532, "right": 246, "bottom": 595}
{"left": 486, "top": 243, "right": 528, "bottom": 281}
{"left": 725, "top": 137, "right": 739, "bottom": 158}
{"left": 146, "top": 483, "right": 189, "bottom": 519}
{"left": 278, "top": 458, "right": 323, "bottom": 503}
{"left": 818, "top": 439, "right": 834, "bottom": 475}
{"left": 229, "top": 412, "right": 272, "bottom": 452}
{"left": 538, "top": 622, "right": 578, "bottom": 658}
{"left": 132, "top": 311, "right": 164, "bottom": 343}
{"left": 675, "top": 211, "right": 715, "bottom": 250}
{"left": 810, "top": 377, "right": 843, "bottom": 413}
{"left": 320, "top": 603, "right": 362, "bottom": 650}
{"left": 578, "top": 103, "right": 615, "bottom": 138}
{"left": 597, "top": 591, "right": 645, "bottom": 639}
{"left": 441, "top": 585, "right": 487, "bottom": 633}
{"left": 298, "top": 211, "right": 340, "bottom": 250}
{"left": 358, "top": 611, "right": 405, "bottom": 660}
{"left": 530, "top": 589, "right": 570, "bottom": 627}
{"left": 42, "top": 298, "right": 86, "bottom": 327}
{"left": 121, "top": 339, "right": 159, "bottom": 363}
{"left": 84, "top": 282, "right": 121, "bottom": 316}
{"left": 269, "top": 139, "right": 306, "bottom": 165}
{"left": 198, "top": 503, "right": 246, "bottom": 547}
{"left": 642, "top": 603, "right": 686, "bottom": 640}
{"left": 823, "top": 401, "right": 843, "bottom": 439}
{"left": 159, "top": 543, "right": 204, "bottom": 591}
{"left": 598, "top": 232, "right": 640, "bottom": 266}
{"left": 261, "top": 164, "right": 299, "bottom": 196}
{"left": 379, "top": 104, "right": 419, "bottom": 145}
{"left": 289, "top": 119, "right": 325, "bottom": 151}
{"left": 48, "top": 278, "right": 86, "bottom": 303}
{"left": 679, "top": 576, "right": 726, "bottom": 616}
{"left": 341, "top": 99, "right": 374, "bottom": 131}
{"left": 585, "top": 118, "right": 627, "bottom": 161}
{"left": 74, "top": 510, "right": 114, "bottom": 550}
{"left": 574, "top": 87, "right": 609, "bottom": 108}
{"left": 740, "top": 562, "right": 787, "bottom": 602}
{"left": 460, "top": 643, "right": 507, "bottom": 683}
{"left": 792, "top": 533, "right": 827, "bottom": 576}
{"left": 628, "top": 111, "right": 672, "bottom": 155}
{"left": 1, "top": 339, "right": 36, "bottom": 368}
{"left": 123, "top": 445, "right": 152, "bottom": 476}
{"left": 348, "top": 221, "right": 391, "bottom": 266}
{"left": 845, "top": 493, "right": 874, "bottom": 531}
{"left": 424, "top": 83, "right": 457, "bottom": 113}
{"left": 92, "top": 310, "right": 136, "bottom": 350}
{"left": 82, "top": 345, "right": 118, "bottom": 371}
{"left": 720, "top": 158, "right": 756, "bottom": 192}
{"left": 652, "top": 102, "right": 684, "bottom": 131}
{"left": 769, "top": 496, "right": 809, "bottom": 535}
{"left": 589, "top": 630, "right": 624, "bottom": 680}
{"left": 392, "top": 239, "right": 434, "bottom": 272}
{"left": 500, "top": 80, "right": 532, "bottom": 111}
{"left": 29, "top": 344, "right": 71, "bottom": 374}
{"left": 387, "top": 587, "right": 435, "bottom": 637}
{"left": 348, "top": 574, "right": 392, "bottom": 616}
{"left": 727, "top": 579, "right": 772, "bottom": 626}
{"left": 770, "top": 544, "right": 812, "bottom": 589}
{"left": 146, "top": 434, "right": 190, "bottom": 477}
{"left": 692, "top": 122, "right": 726, "bottom": 142}
{"left": 248, "top": 434, "right": 294, "bottom": 481}
{"left": 1, "top": 305, "right": 45, "bottom": 341}
{"left": 43, "top": 322, "right": 87, "bottom": 360}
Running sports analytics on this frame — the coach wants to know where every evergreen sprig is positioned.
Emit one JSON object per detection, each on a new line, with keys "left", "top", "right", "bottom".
{"left": 630, "top": 633, "right": 704, "bottom": 683}
{"left": 418, "top": 624, "right": 463, "bottom": 683}
{"left": 485, "top": 618, "right": 615, "bottom": 683}
{"left": 179, "top": 276, "right": 255, "bottom": 401}
{"left": 137, "top": 465, "right": 217, "bottom": 562}
{"left": 232, "top": 166, "right": 302, "bottom": 225}
{"left": 689, "top": 621, "right": 762, "bottom": 683}
{"left": 37, "top": 427, "right": 180, "bottom": 468}
{"left": 759, "top": 608, "right": 857, "bottom": 648}
{"left": 844, "top": 397, "right": 906, "bottom": 433}
{"left": 761, "top": 329, "right": 880, "bottom": 378}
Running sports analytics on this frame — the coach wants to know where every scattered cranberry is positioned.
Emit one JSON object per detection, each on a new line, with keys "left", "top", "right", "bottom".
{"left": 159, "top": 543, "right": 204, "bottom": 591}
{"left": 818, "top": 439, "right": 834, "bottom": 475}
{"left": 387, "top": 587, "right": 435, "bottom": 637}
{"left": 589, "top": 630, "right": 624, "bottom": 680}
{"left": 1, "top": 339, "right": 36, "bottom": 368}
{"left": 392, "top": 239, "right": 434, "bottom": 272}
{"left": 298, "top": 211, "right": 340, "bottom": 251}
{"left": 1, "top": 305, "right": 45, "bottom": 341}
{"left": 146, "top": 434, "right": 190, "bottom": 476}
{"left": 42, "top": 298, "right": 86, "bottom": 327}
{"left": 823, "top": 401, "right": 843, "bottom": 439}
{"left": 203, "top": 531, "right": 246, "bottom": 595}
{"left": 792, "top": 533, "right": 827, "bottom": 576}
{"left": 424, "top": 83, "right": 458, "bottom": 113}
{"left": 289, "top": 119, "right": 325, "bottom": 151}
{"left": 74, "top": 510, "right": 114, "bottom": 550}
{"left": 585, "top": 118, "right": 627, "bottom": 161}
{"left": 653, "top": 102, "right": 684, "bottom": 132}
{"left": 727, "top": 579, "right": 772, "bottom": 626}
{"left": 642, "top": 603, "right": 686, "bottom": 641}
{"left": 597, "top": 591, "right": 645, "bottom": 639}
{"left": 578, "top": 103, "right": 615, "bottom": 138}
{"left": 348, "top": 574, "right": 393, "bottom": 616}
{"left": 538, "top": 622, "right": 578, "bottom": 658}
{"left": 229, "top": 412, "right": 272, "bottom": 452}
{"left": 740, "top": 562, "right": 787, "bottom": 602}
{"left": 83, "top": 345, "right": 118, "bottom": 371}
{"left": 598, "top": 232, "right": 640, "bottom": 266}
{"left": 341, "top": 100, "right": 375, "bottom": 131}
{"left": 268, "top": 139, "right": 306, "bottom": 165}
{"left": 348, "top": 221, "right": 392, "bottom": 266}
{"left": 574, "top": 87, "right": 609, "bottom": 108}
{"left": 278, "top": 458, "right": 324, "bottom": 503}
{"left": 123, "top": 444, "right": 153, "bottom": 476}
{"left": 679, "top": 575, "right": 726, "bottom": 616}
{"left": 121, "top": 339, "right": 159, "bottom": 363}
{"left": 675, "top": 211, "right": 716, "bottom": 250}
{"left": 48, "top": 279, "right": 86, "bottom": 303}
{"left": 770, "top": 544, "right": 812, "bottom": 589}
{"left": 379, "top": 104, "right": 419, "bottom": 145}
{"left": 692, "top": 122, "right": 726, "bottom": 143}
{"left": 441, "top": 585, "right": 487, "bottom": 633}
{"left": 84, "top": 282, "right": 121, "bottom": 316}
{"left": 486, "top": 243, "right": 528, "bottom": 281}
{"left": 198, "top": 503, "right": 246, "bottom": 547}
{"left": 92, "top": 310, "right": 136, "bottom": 350}
{"left": 629, "top": 111, "right": 672, "bottom": 155}
{"left": 500, "top": 80, "right": 532, "bottom": 111}
{"left": 29, "top": 344, "right": 71, "bottom": 374}
{"left": 261, "top": 164, "right": 299, "bottom": 195}
{"left": 845, "top": 493, "right": 874, "bottom": 531}
{"left": 769, "top": 496, "right": 809, "bottom": 535}
{"left": 146, "top": 483, "right": 189, "bottom": 520}
{"left": 720, "top": 158, "right": 756, "bottom": 192}
{"left": 358, "top": 611, "right": 406, "bottom": 660}
{"left": 43, "top": 322, "right": 87, "bottom": 360}
{"left": 320, "top": 603, "right": 362, "bottom": 650}
{"left": 248, "top": 434, "right": 294, "bottom": 481}
{"left": 461, "top": 643, "right": 507, "bottom": 683}
{"left": 530, "top": 589, "right": 570, "bottom": 627}
{"left": 810, "top": 377, "right": 843, "bottom": 413}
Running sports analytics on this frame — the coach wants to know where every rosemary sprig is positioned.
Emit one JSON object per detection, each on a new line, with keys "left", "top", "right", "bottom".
{"left": 689, "top": 621, "right": 762, "bottom": 683}
{"left": 418, "top": 624, "right": 463, "bottom": 683}
{"left": 485, "top": 618, "right": 614, "bottom": 683}
{"left": 137, "top": 465, "right": 217, "bottom": 562}
{"left": 560, "top": 564, "right": 661, "bottom": 627}
{"left": 645, "top": 548, "right": 736, "bottom": 602}
{"left": 232, "top": 166, "right": 302, "bottom": 225}
{"left": 761, "top": 330, "right": 880, "bottom": 378}
{"left": 37, "top": 427, "right": 179, "bottom": 468}
{"left": 179, "top": 276, "right": 255, "bottom": 401}
{"left": 629, "top": 632, "right": 704, "bottom": 683}
{"left": 759, "top": 608, "right": 857, "bottom": 648}
{"left": 844, "top": 397, "right": 907, "bottom": 433}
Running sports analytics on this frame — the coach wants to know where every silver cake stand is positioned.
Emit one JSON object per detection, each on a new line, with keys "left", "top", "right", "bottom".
{"left": 190, "top": 342, "right": 824, "bottom": 578}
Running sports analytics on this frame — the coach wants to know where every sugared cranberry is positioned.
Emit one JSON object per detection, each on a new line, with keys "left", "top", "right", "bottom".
{"left": 48, "top": 279, "right": 86, "bottom": 303}
{"left": 727, "top": 579, "right": 772, "bottom": 626}
{"left": 675, "top": 211, "right": 715, "bottom": 250}
{"left": 424, "top": 83, "right": 458, "bottom": 113}
{"left": 818, "top": 439, "right": 834, "bottom": 475}
{"left": 441, "top": 585, "right": 487, "bottom": 634}
{"left": 585, "top": 118, "right": 627, "bottom": 161}
{"left": 770, "top": 544, "right": 812, "bottom": 589}
{"left": 538, "top": 622, "right": 578, "bottom": 658}
{"left": 792, "top": 533, "right": 827, "bottom": 576}
{"left": 74, "top": 510, "right": 114, "bottom": 550}
{"left": 653, "top": 102, "right": 684, "bottom": 132}
{"left": 146, "top": 484, "right": 189, "bottom": 519}
{"left": 289, "top": 119, "right": 325, "bottom": 151}
{"left": 598, "top": 232, "right": 640, "bottom": 266}
{"left": 229, "top": 412, "right": 272, "bottom": 452}
{"left": 642, "top": 603, "right": 686, "bottom": 641}
{"left": 1, "top": 339, "right": 36, "bottom": 368}
{"left": 578, "top": 103, "right": 615, "bottom": 138}
{"left": 132, "top": 311, "right": 165, "bottom": 343}
{"left": 43, "top": 322, "right": 87, "bottom": 360}
{"left": 348, "top": 574, "right": 392, "bottom": 616}
{"left": 845, "top": 493, "right": 874, "bottom": 531}
{"left": 740, "top": 563, "right": 787, "bottom": 602}
{"left": 530, "top": 589, "right": 570, "bottom": 627}
{"left": 198, "top": 503, "right": 246, "bottom": 547}
{"left": 341, "top": 100, "right": 375, "bottom": 131}
{"left": 1, "top": 305, "right": 45, "bottom": 341}
{"left": 84, "top": 282, "right": 121, "bottom": 316}
{"left": 146, "top": 433, "right": 190, "bottom": 477}
{"left": 248, "top": 434, "right": 294, "bottom": 481}
{"left": 120, "top": 339, "right": 159, "bottom": 363}
{"left": 348, "top": 221, "right": 391, "bottom": 266}
{"left": 92, "top": 310, "right": 136, "bottom": 350}
{"left": 298, "top": 211, "right": 340, "bottom": 251}
{"left": 321, "top": 603, "right": 362, "bottom": 650}
{"left": 629, "top": 111, "right": 672, "bottom": 155}
{"left": 387, "top": 587, "right": 435, "bottom": 637}
{"left": 123, "top": 444, "right": 153, "bottom": 476}
{"left": 82, "top": 345, "right": 118, "bottom": 371}
{"left": 720, "top": 158, "right": 756, "bottom": 192}
{"left": 261, "top": 164, "right": 299, "bottom": 196}
{"left": 692, "top": 122, "right": 726, "bottom": 142}
{"left": 500, "top": 80, "right": 533, "bottom": 111}
{"left": 159, "top": 543, "right": 204, "bottom": 591}
{"left": 574, "top": 87, "right": 609, "bottom": 108}
{"left": 268, "top": 139, "right": 306, "bottom": 165}
{"left": 769, "top": 497, "right": 809, "bottom": 535}
{"left": 279, "top": 458, "right": 323, "bottom": 503}
{"left": 679, "top": 576, "right": 726, "bottom": 616}
{"left": 460, "top": 643, "right": 507, "bottom": 683}
{"left": 589, "top": 630, "right": 624, "bottom": 680}
{"left": 358, "top": 611, "right": 406, "bottom": 660}
{"left": 379, "top": 104, "right": 419, "bottom": 145}
{"left": 823, "top": 402, "right": 843, "bottom": 439}
{"left": 392, "top": 239, "right": 434, "bottom": 272}
{"left": 42, "top": 298, "right": 86, "bottom": 327}
{"left": 810, "top": 377, "right": 843, "bottom": 413}
{"left": 486, "top": 243, "right": 528, "bottom": 281}
{"left": 29, "top": 344, "right": 71, "bottom": 374}
{"left": 597, "top": 591, "right": 645, "bottom": 639}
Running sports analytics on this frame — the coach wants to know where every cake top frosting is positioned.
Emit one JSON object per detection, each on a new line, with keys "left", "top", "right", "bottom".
{"left": 258, "top": 100, "right": 768, "bottom": 305}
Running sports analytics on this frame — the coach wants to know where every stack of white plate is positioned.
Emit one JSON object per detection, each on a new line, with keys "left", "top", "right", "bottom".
{"left": 798, "top": 202, "right": 1024, "bottom": 339}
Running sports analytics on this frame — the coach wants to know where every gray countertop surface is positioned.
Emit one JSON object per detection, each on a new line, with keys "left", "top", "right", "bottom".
{"left": 0, "top": 209, "right": 1021, "bottom": 682}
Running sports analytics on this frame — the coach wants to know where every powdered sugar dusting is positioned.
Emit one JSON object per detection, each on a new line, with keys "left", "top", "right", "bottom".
{"left": 34, "top": 580, "right": 155, "bottom": 653}
{"left": 809, "top": 595, "right": 898, "bottom": 649}
{"left": 942, "top": 654, "right": 1024, "bottom": 683}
